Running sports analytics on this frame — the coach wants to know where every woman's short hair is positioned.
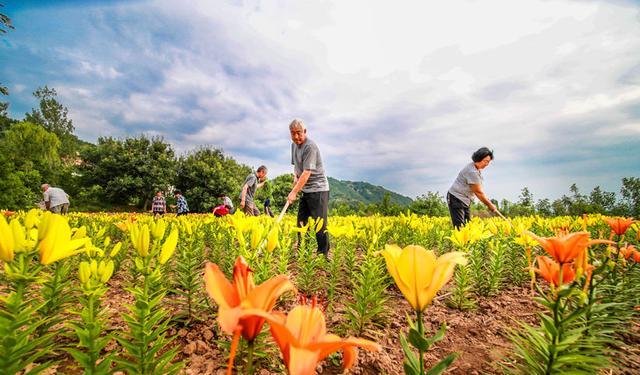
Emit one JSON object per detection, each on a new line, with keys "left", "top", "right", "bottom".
{"left": 472, "top": 147, "right": 494, "bottom": 162}
{"left": 174, "top": 190, "right": 182, "bottom": 196}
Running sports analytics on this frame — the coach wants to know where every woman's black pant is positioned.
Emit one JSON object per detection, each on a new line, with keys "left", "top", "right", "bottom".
{"left": 447, "top": 192, "right": 470, "bottom": 229}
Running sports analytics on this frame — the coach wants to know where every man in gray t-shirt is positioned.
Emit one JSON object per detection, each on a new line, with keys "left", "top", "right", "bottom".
{"left": 447, "top": 147, "right": 497, "bottom": 228}
{"left": 287, "top": 119, "right": 330, "bottom": 255}
{"left": 239, "top": 166, "right": 267, "bottom": 216}
{"left": 41, "top": 184, "right": 70, "bottom": 214}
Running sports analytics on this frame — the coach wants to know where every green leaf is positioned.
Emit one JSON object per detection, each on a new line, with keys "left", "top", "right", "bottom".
{"left": 408, "top": 328, "right": 430, "bottom": 351}
{"left": 426, "top": 352, "right": 459, "bottom": 375}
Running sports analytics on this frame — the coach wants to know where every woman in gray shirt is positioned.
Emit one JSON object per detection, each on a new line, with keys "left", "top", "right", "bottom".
{"left": 447, "top": 147, "right": 497, "bottom": 228}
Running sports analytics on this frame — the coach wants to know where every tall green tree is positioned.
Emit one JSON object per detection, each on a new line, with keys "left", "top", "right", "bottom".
{"left": 175, "top": 147, "right": 250, "bottom": 212}
{"left": 410, "top": 192, "right": 448, "bottom": 216}
{"left": 620, "top": 177, "right": 640, "bottom": 217}
{"left": 1, "top": 3, "right": 14, "bottom": 107}
{"left": 80, "top": 135, "right": 176, "bottom": 209}
{"left": 588, "top": 186, "right": 616, "bottom": 214}
{"left": 25, "top": 86, "right": 78, "bottom": 156}
{"left": 0, "top": 121, "right": 61, "bottom": 209}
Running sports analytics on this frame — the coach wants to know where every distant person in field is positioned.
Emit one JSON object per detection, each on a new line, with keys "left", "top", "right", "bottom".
{"left": 151, "top": 190, "right": 167, "bottom": 215}
{"left": 264, "top": 197, "right": 274, "bottom": 218}
{"left": 220, "top": 193, "right": 235, "bottom": 214}
{"left": 239, "top": 166, "right": 268, "bottom": 216}
{"left": 262, "top": 180, "right": 275, "bottom": 217}
{"left": 41, "top": 184, "right": 70, "bottom": 214}
{"left": 447, "top": 147, "right": 497, "bottom": 229}
{"left": 287, "top": 119, "right": 330, "bottom": 255}
{"left": 212, "top": 204, "right": 230, "bottom": 217}
{"left": 171, "top": 190, "right": 189, "bottom": 216}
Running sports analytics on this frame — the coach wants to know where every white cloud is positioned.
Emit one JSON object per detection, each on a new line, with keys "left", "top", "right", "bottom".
{"left": 10, "top": 0, "right": 640, "bottom": 201}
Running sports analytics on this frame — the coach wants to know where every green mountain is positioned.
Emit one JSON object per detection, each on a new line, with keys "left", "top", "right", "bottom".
{"left": 328, "top": 177, "right": 413, "bottom": 207}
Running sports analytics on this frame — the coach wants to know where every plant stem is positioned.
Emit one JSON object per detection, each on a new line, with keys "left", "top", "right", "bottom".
{"left": 417, "top": 310, "right": 425, "bottom": 375}
{"left": 246, "top": 340, "right": 255, "bottom": 375}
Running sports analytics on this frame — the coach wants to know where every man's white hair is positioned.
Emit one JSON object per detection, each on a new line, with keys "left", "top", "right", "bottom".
{"left": 289, "top": 119, "right": 306, "bottom": 130}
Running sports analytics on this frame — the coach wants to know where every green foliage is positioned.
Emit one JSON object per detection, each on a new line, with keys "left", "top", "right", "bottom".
{"left": 171, "top": 234, "right": 206, "bottom": 324}
{"left": 176, "top": 146, "right": 251, "bottom": 212}
{"left": 621, "top": 177, "right": 640, "bottom": 217}
{"left": 409, "top": 192, "right": 448, "bottom": 217}
{"left": 80, "top": 135, "right": 176, "bottom": 209}
{"left": 506, "top": 286, "right": 612, "bottom": 374}
{"left": 0, "top": 290, "right": 53, "bottom": 375}
{"left": 38, "top": 261, "right": 74, "bottom": 336}
{"left": 343, "top": 255, "right": 389, "bottom": 337}
{"left": 294, "top": 230, "right": 324, "bottom": 296}
{"left": 328, "top": 177, "right": 412, "bottom": 208}
{"left": 401, "top": 315, "right": 458, "bottom": 375}
{"left": 25, "top": 86, "right": 79, "bottom": 156}
{"left": 447, "top": 261, "right": 476, "bottom": 311}
{"left": 270, "top": 173, "right": 298, "bottom": 213}
{"left": 67, "top": 283, "right": 113, "bottom": 374}
{"left": 115, "top": 266, "right": 182, "bottom": 374}
{"left": 0, "top": 121, "right": 61, "bottom": 209}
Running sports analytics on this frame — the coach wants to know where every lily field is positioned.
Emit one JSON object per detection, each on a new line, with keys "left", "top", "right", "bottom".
{"left": 1, "top": 210, "right": 639, "bottom": 374}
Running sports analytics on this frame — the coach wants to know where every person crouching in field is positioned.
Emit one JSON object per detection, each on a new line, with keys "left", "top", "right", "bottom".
{"left": 171, "top": 190, "right": 189, "bottom": 216}
{"left": 151, "top": 190, "right": 167, "bottom": 216}
{"left": 239, "top": 166, "right": 268, "bottom": 216}
{"left": 41, "top": 184, "right": 70, "bottom": 214}
{"left": 447, "top": 147, "right": 497, "bottom": 229}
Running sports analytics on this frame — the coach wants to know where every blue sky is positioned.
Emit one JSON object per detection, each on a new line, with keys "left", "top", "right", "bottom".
{"left": 1, "top": 0, "right": 639, "bottom": 201}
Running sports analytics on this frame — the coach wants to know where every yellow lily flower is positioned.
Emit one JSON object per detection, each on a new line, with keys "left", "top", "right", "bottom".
{"left": 38, "top": 215, "right": 88, "bottom": 265}
{"left": 159, "top": 227, "right": 179, "bottom": 264}
{"left": 266, "top": 225, "right": 279, "bottom": 253}
{"left": 24, "top": 209, "right": 40, "bottom": 230}
{"left": 130, "top": 223, "right": 150, "bottom": 257}
{"left": 380, "top": 244, "right": 467, "bottom": 312}
{"left": 0, "top": 215, "right": 14, "bottom": 262}
{"left": 151, "top": 218, "right": 166, "bottom": 240}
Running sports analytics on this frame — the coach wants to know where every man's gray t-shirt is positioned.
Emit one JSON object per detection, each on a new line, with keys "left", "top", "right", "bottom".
{"left": 291, "top": 139, "right": 329, "bottom": 193}
{"left": 43, "top": 187, "right": 69, "bottom": 207}
{"left": 239, "top": 173, "right": 258, "bottom": 204}
{"left": 448, "top": 162, "right": 483, "bottom": 206}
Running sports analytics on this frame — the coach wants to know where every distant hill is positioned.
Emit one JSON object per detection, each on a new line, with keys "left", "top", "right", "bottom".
{"left": 328, "top": 177, "right": 413, "bottom": 207}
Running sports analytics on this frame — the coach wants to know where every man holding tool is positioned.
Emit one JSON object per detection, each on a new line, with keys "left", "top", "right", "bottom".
{"left": 286, "top": 119, "right": 330, "bottom": 255}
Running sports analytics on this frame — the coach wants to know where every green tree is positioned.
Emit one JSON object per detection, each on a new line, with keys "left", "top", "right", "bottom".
{"left": 175, "top": 147, "right": 250, "bottom": 212}
{"left": 588, "top": 186, "right": 616, "bottom": 214}
{"left": 80, "top": 135, "right": 176, "bottom": 209}
{"left": 620, "top": 177, "right": 640, "bottom": 217}
{"left": 270, "top": 173, "right": 299, "bottom": 214}
{"left": 535, "top": 198, "right": 553, "bottom": 217}
{"left": 410, "top": 192, "right": 448, "bottom": 216}
{"left": 0, "top": 121, "right": 61, "bottom": 209}
{"left": 1, "top": 4, "right": 13, "bottom": 106}
{"left": 510, "top": 187, "right": 535, "bottom": 216}
{"left": 25, "top": 86, "right": 78, "bottom": 156}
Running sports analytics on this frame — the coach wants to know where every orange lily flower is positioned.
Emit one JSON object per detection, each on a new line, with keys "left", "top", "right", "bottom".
{"left": 526, "top": 231, "right": 608, "bottom": 264}
{"left": 604, "top": 217, "right": 635, "bottom": 236}
{"left": 534, "top": 256, "right": 575, "bottom": 286}
{"left": 204, "top": 256, "right": 295, "bottom": 342}
{"left": 622, "top": 245, "right": 640, "bottom": 263}
{"left": 247, "top": 298, "right": 381, "bottom": 375}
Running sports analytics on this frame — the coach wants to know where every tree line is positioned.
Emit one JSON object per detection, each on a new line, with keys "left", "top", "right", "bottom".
{"left": 1, "top": 86, "right": 638, "bottom": 217}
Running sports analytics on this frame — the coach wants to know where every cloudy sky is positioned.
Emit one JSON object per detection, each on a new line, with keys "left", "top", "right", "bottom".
{"left": 1, "top": 0, "right": 639, "bottom": 201}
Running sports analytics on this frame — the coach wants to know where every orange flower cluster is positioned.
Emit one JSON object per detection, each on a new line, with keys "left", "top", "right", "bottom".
{"left": 204, "top": 256, "right": 380, "bottom": 375}
{"left": 622, "top": 245, "right": 640, "bottom": 263}
{"left": 604, "top": 217, "right": 634, "bottom": 236}
{"left": 527, "top": 231, "right": 608, "bottom": 287}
